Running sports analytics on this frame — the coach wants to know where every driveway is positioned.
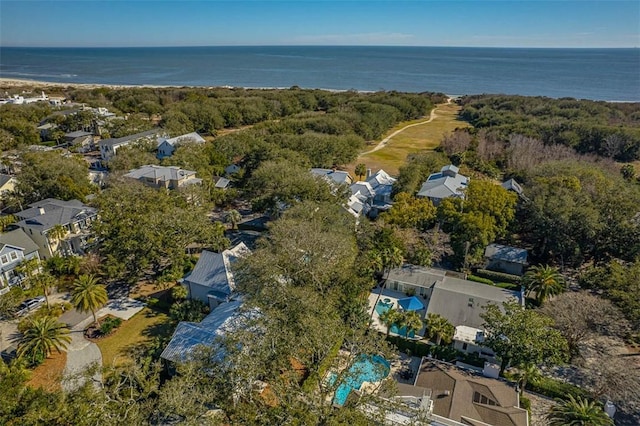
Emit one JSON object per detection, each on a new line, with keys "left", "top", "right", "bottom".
{"left": 62, "top": 316, "right": 102, "bottom": 392}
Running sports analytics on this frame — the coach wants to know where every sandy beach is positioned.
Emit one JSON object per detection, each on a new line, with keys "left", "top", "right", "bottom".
{"left": 0, "top": 77, "right": 183, "bottom": 90}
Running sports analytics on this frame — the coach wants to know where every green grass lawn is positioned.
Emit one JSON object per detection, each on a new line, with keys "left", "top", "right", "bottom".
{"left": 349, "top": 102, "right": 470, "bottom": 175}
{"left": 96, "top": 308, "right": 174, "bottom": 366}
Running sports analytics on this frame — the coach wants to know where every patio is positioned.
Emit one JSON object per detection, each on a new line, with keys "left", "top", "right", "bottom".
{"left": 368, "top": 287, "right": 428, "bottom": 339}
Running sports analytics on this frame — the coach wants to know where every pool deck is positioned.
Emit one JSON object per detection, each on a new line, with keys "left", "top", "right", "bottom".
{"left": 368, "top": 287, "right": 427, "bottom": 338}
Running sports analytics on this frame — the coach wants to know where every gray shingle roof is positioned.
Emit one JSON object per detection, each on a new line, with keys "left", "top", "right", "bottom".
{"left": 310, "top": 168, "right": 353, "bottom": 185}
{"left": 484, "top": 244, "right": 528, "bottom": 265}
{"left": 123, "top": 165, "right": 197, "bottom": 182}
{"left": 417, "top": 173, "right": 469, "bottom": 200}
{"left": 0, "top": 228, "right": 39, "bottom": 254}
{"left": 99, "top": 128, "right": 161, "bottom": 148}
{"left": 15, "top": 198, "right": 96, "bottom": 232}
{"left": 0, "top": 174, "right": 14, "bottom": 188}
{"left": 65, "top": 130, "right": 93, "bottom": 138}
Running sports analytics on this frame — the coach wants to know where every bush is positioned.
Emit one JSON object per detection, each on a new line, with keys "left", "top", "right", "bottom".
{"left": 527, "top": 376, "right": 590, "bottom": 400}
{"left": 100, "top": 316, "right": 122, "bottom": 335}
{"left": 386, "top": 335, "right": 431, "bottom": 358}
{"left": 519, "top": 395, "right": 531, "bottom": 412}
{"left": 495, "top": 282, "right": 521, "bottom": 290}
{"left": 474, "top": 269, "right": 521, "bottom": 284}
{"left": 169, "top": 299, "right": 209, "bottom": 323}
{"left": 467, "top": 275, "right": 494, "bottom": 286}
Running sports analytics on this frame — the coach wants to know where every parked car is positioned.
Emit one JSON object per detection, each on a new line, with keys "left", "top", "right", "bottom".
{"left": 15, "top": 296, "right": 46, "bottom": 317}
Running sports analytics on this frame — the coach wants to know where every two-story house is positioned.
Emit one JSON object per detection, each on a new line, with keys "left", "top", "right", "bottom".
{"left": 417, "top": 164, "right": 469, "bottom": 205}
{"left": 14, "top": 198, "right": 98, "bottom": 260}
{"left": 0, "top": 229, "right": 41, "bottom": 295}
{"left": 123, "top": 165, "right": 202, "bottom": 190}
{"left": 156, "top": 132, "right": 206, "bottom": 159}
{"left": 99, "top": 128, "right": 163, "bottom": 161}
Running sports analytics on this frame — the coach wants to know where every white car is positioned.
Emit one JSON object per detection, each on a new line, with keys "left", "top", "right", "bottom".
{"left": 15, "top": 296, "right": 46, "bottom": 317}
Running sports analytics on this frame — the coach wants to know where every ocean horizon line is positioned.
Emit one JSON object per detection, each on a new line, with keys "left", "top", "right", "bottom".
{"left": 1, "top": 45, "right": 638, "bottom": 50}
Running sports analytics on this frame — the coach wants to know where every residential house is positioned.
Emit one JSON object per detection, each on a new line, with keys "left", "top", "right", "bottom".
{"left": 501, "top": 179, "right": 524, "bottom": 198}
{"left": 182, "top": 243, "right": 250, "bottom": 310}
{"left": 405, "top": 360, "right": 528, "bottom": 426}
{"left": 14, "top": 198, "right": 97, "bottom": 260}
{"left": 36, "top": 122, "right": 58, "bottom": 140}
{"left": 213, "top": 176, "right": 231, "bottom": 190}
{"left": 0, "top": 229, "right": 41, "bottom": 295}
{"left": 385, "top": 265, "right": 522, "bottom": 329}
{"left": 452, "top": 325, "right": 496, "bottom": 361}
{"left": 348, "top": 169, "right": 396, "bottom": 217}
{"left": 64, "top": 130, "right": 95, "bottom": 152}
{"left": 123, "top": 165, "right": 202, "bottom": 190}
{"left": 98, "top": 128, "right": 162, "bottom": 161}
{"left": 484, "top": 244, "right": 528, "bottom": 276}
{"left": 0, "top": 174, "right": 17, "bottom": 198}
{"left": 156, "top": 132, "right": 205, "bottom": 159}
{"left": 310, "top": 168, "right": 353, "bottom": 186}
{"left": 417, "top": 165, "right": 469, "bottom": 205}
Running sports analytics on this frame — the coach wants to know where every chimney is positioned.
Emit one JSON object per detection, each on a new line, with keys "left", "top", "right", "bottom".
{"left": 38, "top": 207, "right": 45, "bottom": 215}
{"left": 366, "top": 168, "right": 372, "bottom": 179}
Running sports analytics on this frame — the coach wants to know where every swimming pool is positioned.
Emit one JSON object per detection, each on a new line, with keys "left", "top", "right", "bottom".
{"left": 331, "top": 354, "right": 390, "bottom": 406}
{"left": 375, "top": 300, "right": 416, "bottom": 338}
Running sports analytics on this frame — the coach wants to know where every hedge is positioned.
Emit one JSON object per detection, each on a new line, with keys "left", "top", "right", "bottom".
{"left": 475, "top": 269, "right": 522, "bottom": 284}
{"left": 302, "top": 337, "right": 343, "bottom": 392}
{"left": 467, "top": 275, "right": 494, "bottom": 286}
{"left": 526, "top": 376, "right": 590, "bottom": 400}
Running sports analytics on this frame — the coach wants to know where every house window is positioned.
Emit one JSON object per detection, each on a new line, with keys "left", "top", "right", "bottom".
{"left": 10, "top": 252, "right": 18, "bottom": 261}
{"left": 0, "top": 255, "right": 7, "bottom": 264}
{"left": 462, "top": 343, "right": 468, "bottom": 351}
{"left": 473, "top": 392, "right": 496, "bottom": 406}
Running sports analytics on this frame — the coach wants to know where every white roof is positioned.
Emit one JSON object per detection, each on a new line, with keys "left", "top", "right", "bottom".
{"left": 417, "top": 172, "right": 468, "bottom": 200}
{"left": 453, "top": 325, "right": 485, "bottom": 344}
{"left": 367, "top": 169, "right": 396, "bottom": 189}
{"left": 157, "top": 132, "right": 205, "bottom": 147}
{"left": 124, "top": 164, "right": 198, "bottom": 182}
{"left": 350, "top": 181, "right": 375, "bottom": 198}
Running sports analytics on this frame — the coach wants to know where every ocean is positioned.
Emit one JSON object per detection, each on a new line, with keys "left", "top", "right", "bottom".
{"left": 1, "top": 46, "right": 638, "bottom": 101}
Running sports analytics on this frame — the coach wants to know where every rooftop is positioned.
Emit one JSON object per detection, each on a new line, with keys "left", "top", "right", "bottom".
{"left": 15, "top": 198, "right": 97, "bottom": 232}
{"left": 124, "top": 165, "right": 199, "bottom": 183}
{"left": 0, "top": 228, "right": 39, "bottom": 256}
{"left": 310, "top": 168, "right": 353, "bottom": 185}
{"left": 484, "top": 244, "right": 528, "bottom": 265}
{"left": 183, "top": 243, "right": 250, "bottom": 296}
{"left": 417, "top": 165, "right": 468, "bottom": 201}
{"left": 158, "top": 132, "right": 206, "bottom": 147}
{"left": 99, "top": 128, "right": 162, "bottom": 148}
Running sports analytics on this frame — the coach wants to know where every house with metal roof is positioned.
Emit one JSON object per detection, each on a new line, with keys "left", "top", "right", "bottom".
{"left": 348, "top": 169, "right": 397, "bottom": 217}
{"left": 0, "top": 229, "right": 41, "bottom": 295}
{"left": 310, "top": 168, "right": 353, "bottom": 186}
{"left": 182, "top": 243, "right": 250, "bottom": 310}
{"left": 98, "top": 128, "right": 163, "bottom": 161}
{"left": 160, "top": 300, "right": 257, "bottom": 364}
{"left": 385, "top": 265, "right": 522, "bottom": 330}
{"left": 123, "top": 165, "right": 202, "bottom": 190}
{"left": 14, "top": 198, "right": 97, "bottom": 259}
{"left": 417, "top": 165, "right": 469, "bottom": 205}
{"left": 157, "top": 132, "right": 206, "bottom": 159}
{"left": 484, "top": 244, "right": 528, "bottom": 276}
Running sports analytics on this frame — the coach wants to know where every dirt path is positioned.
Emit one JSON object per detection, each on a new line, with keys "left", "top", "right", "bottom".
{"left": 358, "top": 97, "right": 452, "bottom": 158}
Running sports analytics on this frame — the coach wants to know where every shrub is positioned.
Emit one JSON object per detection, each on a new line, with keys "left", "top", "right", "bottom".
{"left": 527, "top": 375, "right": 590, "bottom": 400}
{"left": 169, "top": 299, "right": 209, "bottom": 323}
{"left": 100, "top": 317, "right": 122, "bottom": 335}
{"left": 475, "top": 269, "right": 521, "bottom": 284}
{"left": 495, "top": 282, "right": 521, "bottom": 290}
{"left": 467, "top": 275, "right": 495, "bottom": 286}
{"left": 302, "top": 337, "right": 343, "bottom": 393}
{"left": 519, "top": 395, "right": 531, "bottom": 411}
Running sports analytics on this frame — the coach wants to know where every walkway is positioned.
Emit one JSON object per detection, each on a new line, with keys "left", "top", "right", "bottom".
{"left": 358, "top": 97, "right": 452, "bottom": 157}
{"left": 62, "top": 315, "right": 102, "bottom": 392}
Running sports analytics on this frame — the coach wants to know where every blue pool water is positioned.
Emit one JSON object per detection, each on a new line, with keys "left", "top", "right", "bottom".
{"left": 375, "top": 300, "right": 416, "bottom": 338}
{"left": 331, "top": 355, "right": 390, "bottom": 406}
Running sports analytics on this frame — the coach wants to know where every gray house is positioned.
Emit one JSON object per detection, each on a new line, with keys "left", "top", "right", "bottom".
{"left": 484, "top": 244, "right": 528, "bottom": 276}
{"left": 417, "top": 165, "right": 469, "bottom": 205}
{"left": 99, "top": 128, "right": 163, "bottom": 161}
{"left": 182, "top": 243, "right": 249, "bottom": 309}
{"left": 0, "top": 229, "right": 41, "bottom": 295}
{"left": 14, "top": 198, "right": 98, "bottom": 260}
{"left": 385, "top": 265, "right": 522, "bottom": 329}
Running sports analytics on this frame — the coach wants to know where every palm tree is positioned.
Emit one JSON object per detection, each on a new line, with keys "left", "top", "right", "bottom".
{"left": 224, "top": 209, "right": 242, "bottom": 230}
{"left": 32, "top": 272, "right": 56, "bottom": 308}
{"left": 17, "top": 316, "right": 71, "bottom": 365}
{"left": 513, "top": 362, "right": 541, "bottom": 396}
{"left": 71, "top": 274, "right": 108, "bottom": 326}
{"left": 15, "top": 257, "right": 40, "bottom": 288}
{"left": 355, "top": 163, "right": 367, "bottom": 181}
{"left": 424, "top": 313, "right": 455, "bottom": 345}
{"left": 547, "top": 395, "right": 613, "bottom": 426}
{"left": 398, "top": 310, "right": 423, "bottom": 339}
{"left": 379, "top": 308, "right": 400, "bottom": 337}
{"left": 523, "top": 265, "right": 566, "bottom": 305}
{"left": 47, "top": 224, "right": 68, "bottom": 254}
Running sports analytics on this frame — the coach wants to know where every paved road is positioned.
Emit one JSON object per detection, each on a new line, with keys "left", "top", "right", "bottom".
{"left": 62, "top": 316, "right": 102, "bottom": 392}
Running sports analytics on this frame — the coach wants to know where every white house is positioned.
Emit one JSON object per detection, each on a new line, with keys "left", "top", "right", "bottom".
{"left": 99, "top": 128, "right": 163, "bottom": 161}
{"left": 14, "top": 198, "right": 98, "bottom": 260}
{"left": 348, "top": 169, "right": 396, "bottom": 217}
{"left": 0, "top": 229, "right": 41, "bottom": 295}
{"left": 417, "top": 165, "right": 469, "bottom": 205}
{"left": 182, "top": 243, "right": 250, "bottom": 310}
{"left": 156, "top": 132, "right": 206, "bottom": 159}
{"left": 452, "top": 325, "right": 496, "bottom": 361}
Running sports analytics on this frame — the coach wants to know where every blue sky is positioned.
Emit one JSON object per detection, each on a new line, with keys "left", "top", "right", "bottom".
{"left": 1, "top": 1, "right": 638, "bottom": 48}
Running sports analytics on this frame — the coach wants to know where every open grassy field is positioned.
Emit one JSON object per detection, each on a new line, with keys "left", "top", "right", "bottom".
{"left": 348, "top": 101, "right": 470, "bottom": 176}
{"left": 96, "top": 308, "right": 173, "bottom": 366}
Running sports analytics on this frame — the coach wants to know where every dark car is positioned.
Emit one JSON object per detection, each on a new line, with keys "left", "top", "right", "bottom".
{"left": 15, "top": 296, "right": 46, "bottom": 317}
